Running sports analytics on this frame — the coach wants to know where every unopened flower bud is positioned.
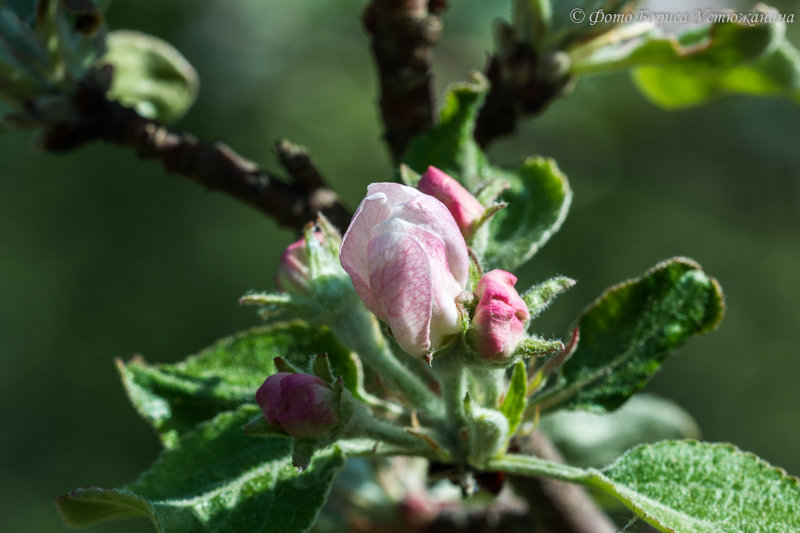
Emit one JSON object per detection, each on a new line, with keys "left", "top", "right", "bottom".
{"left": 256, "top": 372, "right": 338, "bottom": 439}
{"left": 472, "top": 270, "right": 530, "bottom": 361}
{"left": 275, "top": 232, "right": 325, "bottom": 294}
{"left": 417, "top": 166, "right": 484, "bottom": 238}
{"left": 340, "top": 183, "right": 469, "bottom": 357}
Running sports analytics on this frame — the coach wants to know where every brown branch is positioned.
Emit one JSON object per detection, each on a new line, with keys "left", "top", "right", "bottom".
{"left": 509, "top": 431, "right": 618, "bottom": 533}
{"left": 40, "top": 74, "right": 351, "bottom": 232}
{"left": 363, "top": 0, "right": 447, "bottom": 161}
{"left": 474, "top": 44, "right": 573, "bottom": 148}
{"left": 420, "top": 432, "right": 617, "bottom": 533}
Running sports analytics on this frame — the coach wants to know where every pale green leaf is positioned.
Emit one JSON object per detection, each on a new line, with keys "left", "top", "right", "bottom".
{"left": 594, "top": 441, "right": 800, "bottom": 533}
{"left": 102, "top": 30, "right": 198, "bottom": 122}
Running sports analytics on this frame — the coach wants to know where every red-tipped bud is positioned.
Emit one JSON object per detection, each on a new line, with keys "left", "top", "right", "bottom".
{"left": 256, "top": 372, "right": 338, "bottom": 439}
{"left": 472, "top": 270, "right": 530, "bottom": 362}
{"left": 417, "top": 166, "right": 485, "bottom": 238}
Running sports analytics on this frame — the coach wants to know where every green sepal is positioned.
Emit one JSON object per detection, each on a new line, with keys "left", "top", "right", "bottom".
{"left": 515, "top": 335, "right": 564, "bottom": 357}
{"left": 241, "top": 413, "right": 289, "bottom": 438}
{"left": 101, "top": 30, "right": 198, "bottom": 122}
{"left": 522, "top": 275, "right": 576, "bottom": 320}
{"left": 533, "top": 257, "right": 724, "bottom": 412}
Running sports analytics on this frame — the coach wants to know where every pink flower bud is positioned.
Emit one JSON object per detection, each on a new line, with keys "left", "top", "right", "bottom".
{"left": 340, "top": 183, "right": 470, "bottom": 357}
{"left": 472, "top": 270, "right": 530, "bottom": 362}
{"left": 275, "top": 232, "right": 324, "bottom": 294}
{"left": 417, "top": 166, "right": 484, "bottom": 238}
{"left": 256, "top": 372, "right": 338, "bottom": 439}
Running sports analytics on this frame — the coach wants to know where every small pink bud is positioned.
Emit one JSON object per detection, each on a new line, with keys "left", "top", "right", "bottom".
{"left": 256, "top": 372, "right": 338, "bottom": 439}
{"left": 472, "top": 270, "right": 530, "bottom": 362}
{"left": 275, "top": 232, "right": 324, "bottom": 294}
{"left": 417, "top": 166, "right": 484, "bottom": 238}
{"left": 340, "top": 183, "right": 470, "bottom": 357}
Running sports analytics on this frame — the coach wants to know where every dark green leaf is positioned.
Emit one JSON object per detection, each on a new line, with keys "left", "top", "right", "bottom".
{"left": 57, "top": 407, "right": 345, "bottom": 532}
{"left": 118, "top": 322, "right": 354, "bottom": 447}
{"left": 56, "top": 488, "right": 154, "bottom": 528}
{"left": 400, "top": 75, "right": 572, "bottom": 271}
{"left": 535, "top": 257, "right": 724, "bottom": 412}
{"left": 540, "top": 394, "right": 700, "bottom": 468}
{"left": 102, "top": 30, "right": 198, "bottom": 122}
{"left": 594, "top": 440, "right": 800, "bottom": 533}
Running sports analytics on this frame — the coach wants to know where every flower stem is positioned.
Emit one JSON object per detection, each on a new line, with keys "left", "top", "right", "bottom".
{"left": 435, "top": 349, "right": 470, "bottom": 460}
{"left": 331, "top": 307, "right": 443, "bottom": 417}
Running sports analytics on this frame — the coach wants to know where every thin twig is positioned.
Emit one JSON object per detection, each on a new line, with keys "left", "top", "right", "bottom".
{"left": 363, "top": 0, "right": 447, "bottom": 161}
{"left": 40, "top": 75, "right": 351, "bottom": 232}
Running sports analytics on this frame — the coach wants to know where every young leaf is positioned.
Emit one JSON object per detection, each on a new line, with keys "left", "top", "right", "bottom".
{"left": 56, "top": 407, "right": 345, "bottom": 533}
{"left": 483, "top": 158, "right": 571, "bottom": 270}
{"left": 634, "top": 39, "right": 800, "bottom": 108}
{"left": 118, "top": 322, "right": 355, "bottom": 447}
{"left": 500, "top": 361, "right": 527, "bottom": 437}
{"left": 593, "top": 441, "right": 800, "bottom": 533}
{"left": 102, "top": 30, "right": 199, "bottom": 122}
{"left": 401, "top": 75, "right": 572, "bottom": 271}
{"left": 534, "top": 257, "right": 724, "bottom": 412}
{"left": 570, "top": 6, "right": 800, "bottom": 107}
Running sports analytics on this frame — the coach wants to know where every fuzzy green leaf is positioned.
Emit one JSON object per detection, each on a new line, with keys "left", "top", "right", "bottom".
{"left": 540, "top": 394, "right": 700, "bottom": 468}
{"left": 400, "top": 75, "right": 571, "bottom": 270}
{"left": 535, "top": 257, "right": 724, "bottom": 412}
{"left": 488, "top": 441, "right": 800, "bottom": 533}
{"left": 57, "top": 407, "right": 345, "bottom": 532}
{"left": 102, "top": 30, "right": 198, "bottom": 122}
{"left": 594, "top": 441, "right": 800, "bottom": 533}
{"left": 483, "top": 158, "right": 571, "bottom": 270}
{"left": 118, "top": 322, "right": 354, "bottom": 447}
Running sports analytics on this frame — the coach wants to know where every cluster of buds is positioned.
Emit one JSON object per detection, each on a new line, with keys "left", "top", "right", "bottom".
{"left": 339, "top": 166, "right": 530, "bottom": 361}
{"left": 251, "top": 166, "right": 568, "bottom": 470}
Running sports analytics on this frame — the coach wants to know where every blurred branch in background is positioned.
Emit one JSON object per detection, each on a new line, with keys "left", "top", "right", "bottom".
{"left": 39, "top": 69, "right": 352, "bottom": 232}
{"left": 363, "top": 0, "right": 447, "bottom": 161}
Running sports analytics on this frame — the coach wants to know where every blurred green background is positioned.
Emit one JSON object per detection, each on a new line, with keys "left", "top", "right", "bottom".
{"left": 1, "top": 1, "right": 798, "bottom": 531}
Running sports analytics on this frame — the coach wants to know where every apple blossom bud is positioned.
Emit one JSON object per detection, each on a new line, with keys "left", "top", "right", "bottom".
{"left": 275, "top": 232, "right": 326, "bottom": 294}
{"left": 417, "top": 166, "right": 485, "bottom": 238}
{"left": 340, "top": 182, "right": 470, "bottom": 357}
{"left": 472, "top": 270, "right": 530, "bottom": 362}
{"left": 256, "top": 372, "right": 338, "bottom": 439}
